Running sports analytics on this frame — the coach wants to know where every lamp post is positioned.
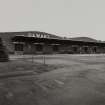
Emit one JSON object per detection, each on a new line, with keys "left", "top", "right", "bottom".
{"left": 33, "top": 42, "right": 46, "bottom": 65}
{"left": 43, "top": 43, "right": 46, "bottom": 65}
{"left": 43, "top": 53, "right": 46, "bottom": 65}
{"left": 32, "top": 53, "right": 34, "bottom": 63}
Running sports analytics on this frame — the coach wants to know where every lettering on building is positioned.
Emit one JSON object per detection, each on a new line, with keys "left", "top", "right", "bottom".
{"left": 27, "top": 33, "right": 50, "bottom": 38}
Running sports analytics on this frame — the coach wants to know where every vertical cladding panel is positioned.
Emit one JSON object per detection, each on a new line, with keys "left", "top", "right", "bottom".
{"left": 52, "top": 45, "right": 61, "bottom": 54}
{"left": 59, "top": 45, "right": 73, "bottom": 53}
{"left": 35, "top": 44, "right": 43, "bottom": 54}
{"left": 97, "top": 47, "right": 101, "bottom": 53}
{"left": 88, "top": 47, "right": 93, "bottom": 54}
{"left": 75, "top": 46, "right": 81, "bottom": 54}
{"left": 87, "top": 47, "right": 92, "bottom": 54}
{"left": 24, "top": 43, "right": 29, "bottom": 54}
{"left": 43, "top": 44, "right": 53, "bottom": 54}
{"left": 81, "top": 46, "right": 90, "bottom": 54}
{"left": 90, "top": 46, "right": 97, "bottom": 54}
{"left": 103, "top": 47, "right": 105, "bottom": 53}
{"left": 24, "top": 43, "right": 34, "bottom": 54}
{"left": 76, "top": 46, "right": 82, "bottom": 53}
{"left": 78, "top": 46, "right": 85, "bottom": 54}
{"left": 71, "top": 45, "right": 79, "bottom": 54}
{"left": 80, "top": 46, "right": 91, "bottom": 54}
{"left": 31, "top": 44, "right": 36, "bottom": 54}
{"left": 59, "top": 44, "right": 67, "bottom": 51}
{"left": 99, "top": 47, "right": 105, "bottom": 53}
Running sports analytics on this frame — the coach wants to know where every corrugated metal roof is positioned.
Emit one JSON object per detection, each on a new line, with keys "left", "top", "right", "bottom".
{"left": 69, "top": 37, "right": 98, "bottom": 42}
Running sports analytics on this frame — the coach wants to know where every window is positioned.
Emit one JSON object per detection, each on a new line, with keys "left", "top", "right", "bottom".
{"left": 53, "top": 45, "right": 59, "bottom": 51}
{"left": 15, "top": 44, "right": 23, "bottom": 51}
{"left": 36, "top": 44, "right": 43, "bottom": 51}
{"left": 72, "top": 47, "right": 77, "bottom": 52}
{"left": 93, "top": 47, "right": 96, "bottom": 52}
{"left": 84, "top": 47, "right": 88, "bottom": 52}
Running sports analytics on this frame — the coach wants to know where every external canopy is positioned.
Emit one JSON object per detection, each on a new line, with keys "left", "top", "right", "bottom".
{"left": 11, "top": 35, "right": 105, "bottom": 47}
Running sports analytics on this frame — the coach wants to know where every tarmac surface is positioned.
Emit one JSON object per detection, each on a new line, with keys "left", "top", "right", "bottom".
{"left": 9, "top": 54, "right": 105, "bottom": 105}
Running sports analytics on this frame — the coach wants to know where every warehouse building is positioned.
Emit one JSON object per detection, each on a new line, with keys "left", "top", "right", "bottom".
{"left": 0, "top": 31, "right": 105, "bottom": 54}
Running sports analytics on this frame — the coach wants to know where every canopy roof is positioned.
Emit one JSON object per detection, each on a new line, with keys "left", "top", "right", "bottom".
{"left": 12, "top": 35, "right": 105, "bottom": 47}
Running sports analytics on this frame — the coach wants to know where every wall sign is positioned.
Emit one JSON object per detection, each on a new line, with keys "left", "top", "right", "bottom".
{"left": 27, "top": 33, "right": 50, "bottom": 38}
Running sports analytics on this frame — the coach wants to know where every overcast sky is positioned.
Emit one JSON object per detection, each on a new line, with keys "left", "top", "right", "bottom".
{"left": 0, "top": 0, "right": 105, "bottom": 40}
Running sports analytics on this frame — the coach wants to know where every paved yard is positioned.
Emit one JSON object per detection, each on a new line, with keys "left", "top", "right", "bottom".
{"left": 32, "top": 54, "right": 105, "bottom": 105}
{"left": 2, "top": 54, "right": 105, "bottom": 105}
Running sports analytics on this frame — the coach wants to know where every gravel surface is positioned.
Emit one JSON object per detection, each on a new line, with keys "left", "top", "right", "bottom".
{"left": 1, "top": 54, "right": 105, "bottom": 105}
